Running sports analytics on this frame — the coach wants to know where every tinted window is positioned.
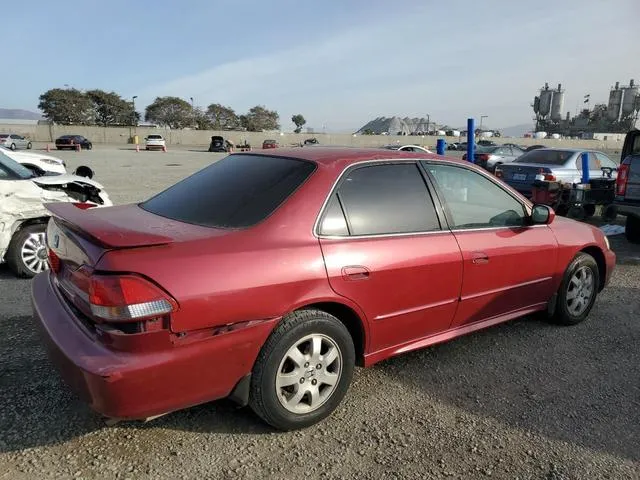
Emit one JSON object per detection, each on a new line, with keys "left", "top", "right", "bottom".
{"left": 425, "top": 163, "right": 526, "bottom": 229}
{"left": 336, "top": 163, "right": 440, "bottom": 235}
{"left": 0, "top": 135, "right": 8, "bottom": 139}
{"left": 147, "top": 135, "right": 163, "bottom": 139}
{"left": 513, "top": 149, "right": 574, "bottom": 165}
{"left": 141, "top": 154, "right": 316, "bottom": 228}
{"left": 319, "top": 194, "right": 349, "bottom": 236}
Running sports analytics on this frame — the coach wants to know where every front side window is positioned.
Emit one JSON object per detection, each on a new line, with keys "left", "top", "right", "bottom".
{"left": 329, "top": 163, "right": 440, "bottom": 236}
{"left": 424, "top": 163, "right": 526, "bottom": 229}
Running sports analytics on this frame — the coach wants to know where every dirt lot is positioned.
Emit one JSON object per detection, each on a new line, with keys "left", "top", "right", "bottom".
{"left": 1, "top": 146, "right": 638, "bottom": 479}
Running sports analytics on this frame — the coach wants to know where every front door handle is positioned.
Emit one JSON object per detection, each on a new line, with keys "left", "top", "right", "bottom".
{"left": 341, "top": 266, "right": 371, "bottom": 281}
{"left": 471, "top": 252, "right": 489, "bottom": 264}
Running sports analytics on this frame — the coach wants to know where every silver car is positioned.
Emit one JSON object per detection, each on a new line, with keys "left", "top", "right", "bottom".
{"left": 498, "top": 148, "right": 618, "bottom": 197}
{"left": 464, "top": 145, "right": 526, "bottom": 172}
{"left": 0, "top": 133, "right": 32, "bottom": 150}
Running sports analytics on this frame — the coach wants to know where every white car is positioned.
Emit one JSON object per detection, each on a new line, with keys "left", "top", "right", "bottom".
{"left": 0, "top": 150, "right": 111, "bottom": 278}
{"left": 0, "top": 146, "right": 66, "bottom": 175}
{"left": 145, "top": 134, "right": 166, "bottom": 150}
{"left": 382, "top": 144, "right": 433, "bottom": 154}
{"left": 0, "top": 133, "right": 32, "bottom": 150}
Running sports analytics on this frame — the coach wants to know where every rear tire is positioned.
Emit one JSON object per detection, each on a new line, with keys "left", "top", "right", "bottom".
{"left": 6, "top": 224, "right": 49, "bottom": 278}
{"left": 583, "top": 204, "right": 596, "bottom": 218}
{"left": 625, "top": 215, "right": 640, "bottom": 244}
{"left": 10, "top": 143, "right": 16, "bottom": 150}
{"left": 551, "top": 252, "right": 599, "bottom": 325}
{"left": 567, "top": 206, "right": 586, "bottom": 221}
{"left": 249, "top": 309, "right": 355, "bottom": 431}
{"left": 27, "top": 142, "right": 32, "bottom": 149}
{"left": 86, "top": 143, "right": 93, "bottom": 150}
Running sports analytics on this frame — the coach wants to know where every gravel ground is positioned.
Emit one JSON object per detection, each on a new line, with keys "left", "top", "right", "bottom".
{"left": 0, "top": 146, "right": 638, "bottom": 479}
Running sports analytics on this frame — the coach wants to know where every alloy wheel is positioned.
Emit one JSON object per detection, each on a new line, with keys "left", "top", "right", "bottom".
{"left": 275, "top": 334, "right": 342, "bottom": 414}
{"left": 20, "top": 232, "right": 49, "bottom": 274}
{"left": 566, "top": 265, "right": 594, "bottom": 316}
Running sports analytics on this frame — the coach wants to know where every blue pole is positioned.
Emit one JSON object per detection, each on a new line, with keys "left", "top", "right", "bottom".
{"left": 436, "top": 138, "right": 446, "bottom": 155}
{"left": 467, "top": 118, "right": 475, "bottom": 162}
{"left": 581, "top": 151, "right": 590, "bottom": 184}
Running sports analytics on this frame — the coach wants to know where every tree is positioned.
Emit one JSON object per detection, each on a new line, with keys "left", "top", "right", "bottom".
{"left": 241, "top": 105, "right": 280, "bottom": 132}
{"left": 144, "top": 96, "right": 193, "bottom": 129}
{"left": 206, "top": 103, "right": 239, "bottom": 130}
{"left": 86, "top": 89, "right": 136, "bottom": 126}
{"left": 192, "top": 107, "right": 213, "bottom": 130}
{"left": 38, "top": 88, "right": 93, "bottom": 125}
{"left": 291, "top": 114, "right": 306, "bottom": 133}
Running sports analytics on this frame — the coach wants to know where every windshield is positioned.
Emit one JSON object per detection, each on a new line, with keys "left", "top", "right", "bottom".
{"left": 513, "top": 149, "right": 575, "bottom": 165}
{"left": 0, "top": 151, "right": 35, "bottom": 179}
{"left": 141, "top": 154, "right": 316, "bottom": 228}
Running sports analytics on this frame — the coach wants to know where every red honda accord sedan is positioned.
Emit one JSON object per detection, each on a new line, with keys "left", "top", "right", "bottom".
{"left": 32, "top": 147, "right": 615, "bottom": 430}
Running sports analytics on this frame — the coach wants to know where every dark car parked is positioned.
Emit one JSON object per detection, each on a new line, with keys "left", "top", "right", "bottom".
{"left": 55, "top": 135, "right": 92, "bottom": 150}
{"left": 614, "top": 129, "right": 640, "bottom": 243}
{"left": 208, "top": 136, "right": 232, "bottom": 153}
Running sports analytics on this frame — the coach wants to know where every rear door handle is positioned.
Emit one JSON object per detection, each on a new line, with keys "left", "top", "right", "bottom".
{"left": 471, "top": 252, "right": 489, "bottom": 264}
{"left": 341, "top": 266, "right": 371, "bottom": 280}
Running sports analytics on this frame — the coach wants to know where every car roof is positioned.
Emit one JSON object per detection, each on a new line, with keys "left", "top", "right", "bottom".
{"left": 237, "top": 146, "right": 465, "bottom": 169}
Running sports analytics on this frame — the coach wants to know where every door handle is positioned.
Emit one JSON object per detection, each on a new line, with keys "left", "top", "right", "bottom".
{"left": 341, "top": 266, "right": 371, "bottom": 280}
{"left": 471, "top": 252, "right": 489, "bottom": 264}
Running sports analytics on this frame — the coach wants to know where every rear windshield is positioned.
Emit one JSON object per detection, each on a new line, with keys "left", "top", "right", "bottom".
{"left": 0, "top": 134, "right": 8, "bottom": 138}
{"left": 148, "top": 135, "right": 162, "bottom": 139}
{"left": 513, "top": 149, "right": 575, "bottom": 165}
{"left": 141, "top": 154, "right": 316, "bottom": 228}
{"left": 476, "top": 146, "right": 499, "bottom": 153}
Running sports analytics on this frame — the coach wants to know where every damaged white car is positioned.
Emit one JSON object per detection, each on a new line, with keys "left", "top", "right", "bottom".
{"left": 0, "top": 145, "right": 67, "bottom": 176}
{"left": 0, "top": 150, "right": 111, "bottom": 278}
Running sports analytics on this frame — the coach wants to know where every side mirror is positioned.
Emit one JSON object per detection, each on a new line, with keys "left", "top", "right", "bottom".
{"left": 74, "top": 165, "right": 94, "bottom": 179}
{"left": 531, "top": 204, "right": 554, "bottom": 225}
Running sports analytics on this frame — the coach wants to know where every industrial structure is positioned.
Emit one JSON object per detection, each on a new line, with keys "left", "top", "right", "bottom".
{"left": 533, "top": 79, "right": 640, "bottom": 137}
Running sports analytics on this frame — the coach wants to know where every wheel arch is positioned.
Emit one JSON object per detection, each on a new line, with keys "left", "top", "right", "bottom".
{"left": 296, "top": 301, "right": 367, "bottom": 367}
{"left": 580, "top": 245, "right": 606, "bottom": 291}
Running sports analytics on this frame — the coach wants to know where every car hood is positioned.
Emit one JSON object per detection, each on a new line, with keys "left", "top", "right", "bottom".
{"left": 1, "top": 149, "right": 64, "bottom": 164}
{"left": 32, "top": 174, "right": 105, "bottom": 189}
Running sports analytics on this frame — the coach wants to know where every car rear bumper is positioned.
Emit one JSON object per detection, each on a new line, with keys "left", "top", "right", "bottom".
{"left": 31, "top": 271, "right": 276, "bottom": 419}
{"left": 614, "top": 201, "right": 640, "bottom": 218}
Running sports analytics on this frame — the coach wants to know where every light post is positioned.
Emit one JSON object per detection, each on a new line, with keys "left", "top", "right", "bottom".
{"left": 190, "top": 97, "right": 194, "bottom": 109}
{"left": 480, "top": 115, "right": 488, "bottom": 136}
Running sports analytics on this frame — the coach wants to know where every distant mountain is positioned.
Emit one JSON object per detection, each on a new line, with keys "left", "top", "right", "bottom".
{"left": 499, "top": 123, "right": 534, "bottom": 138}
{"left": 0, "top": 108, "right": 43, "bottom": 120}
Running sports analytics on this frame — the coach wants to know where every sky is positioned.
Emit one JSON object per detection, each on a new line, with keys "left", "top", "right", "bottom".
{"left": 2, "top": 0, "right": 638, "bottom": 132}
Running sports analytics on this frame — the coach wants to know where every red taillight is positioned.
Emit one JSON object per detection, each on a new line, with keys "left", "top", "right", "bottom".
{"left": 537, "top": 168, "right": 556, "bottom": 181}
{"left": 88, "top": 274, "right": 178, "bottom": 322}
{"left": 616, "top": 163, "right": 630, "bottom": 196}
{"left": 495, "top": 168, "right": 503, "bottom": 178}
{"left": 478, "top": 154, "right": 490, "bottom": 161}
{"left": 48, "top": 249, "right": 60, "bottom": 273}
{"left": 72, "top": 202, "right": 97, "bottom": 210}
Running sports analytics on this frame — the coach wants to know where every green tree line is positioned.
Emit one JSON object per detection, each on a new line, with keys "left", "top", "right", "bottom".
{"left": 38, "top": 88, "right": 307, "bottom": 133}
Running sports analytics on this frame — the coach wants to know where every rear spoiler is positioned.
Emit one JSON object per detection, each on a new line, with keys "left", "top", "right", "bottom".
{"left": 45, "top": 203, "right": 174, "bottom": 249}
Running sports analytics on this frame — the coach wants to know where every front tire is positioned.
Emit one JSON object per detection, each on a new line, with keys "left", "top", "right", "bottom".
{"left": 626, "top": 215, "right": 640, "bottom": 244}
{"left": 6, "top": 224, "right": 49, "bottom": 278}
{"left": 10, "top": 143, "right": 16, "bottom": 150}
{"left": 27, "top": 142, "right": 32, "bottom": 149}
{"left": 552, "top": 252, "right": 599, "bottom": 325}
{"left": 249, "top": 309, "right": 355, "bottom": 430}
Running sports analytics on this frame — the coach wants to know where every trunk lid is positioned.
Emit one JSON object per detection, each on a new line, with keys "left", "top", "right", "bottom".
{"left": 499, "top": 163, "right": 548, "bottom": 183}
{"left": 45, "top": 203, "right": 219, "bottom": 250}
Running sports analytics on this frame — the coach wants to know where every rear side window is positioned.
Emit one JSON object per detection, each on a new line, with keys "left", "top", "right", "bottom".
{"left": 326, "top": 163, "right": 440, "bottom": 236}
{"left": 141, "top": 154, "right": 316, "bottom": 228}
